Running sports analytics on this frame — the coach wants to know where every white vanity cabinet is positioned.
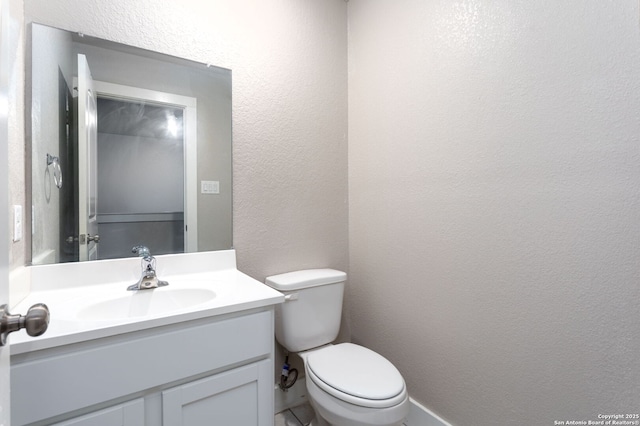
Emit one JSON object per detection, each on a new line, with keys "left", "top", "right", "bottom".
{"left": 11, "top": 308, "right": 276, "bottom": 426}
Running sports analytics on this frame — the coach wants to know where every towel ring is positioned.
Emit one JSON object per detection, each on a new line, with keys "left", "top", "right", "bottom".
{"left": 46, "top": 154, "right": 63, "bottom": 189}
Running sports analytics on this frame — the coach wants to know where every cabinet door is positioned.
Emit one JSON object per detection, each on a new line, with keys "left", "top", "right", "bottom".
{"left": 52, "top": 399, "right": 144, "bottom": 426}
{"left": 163, "top": 359, "right": 273, "bottom": 426}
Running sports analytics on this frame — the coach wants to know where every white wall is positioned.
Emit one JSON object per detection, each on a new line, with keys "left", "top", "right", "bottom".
{"left": 22, "top": 0, "right": 349, "bottom": 278}
{"left": 348, "top": 1, "right": 640, "bottom": 425}
{"left": 97, "top": 133, "right": 184, "bottom": 214}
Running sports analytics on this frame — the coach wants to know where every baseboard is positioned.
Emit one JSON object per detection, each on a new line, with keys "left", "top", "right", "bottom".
{"left": 406, "top": 398, "right": 452, "bottom": 426}
{"left": 274, "top": 376, "right": 308, "bottom": 413}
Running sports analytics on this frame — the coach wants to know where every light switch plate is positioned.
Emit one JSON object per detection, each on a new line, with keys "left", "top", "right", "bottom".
{"left": 201, "top": 180, "right": 220, "bottom": 194}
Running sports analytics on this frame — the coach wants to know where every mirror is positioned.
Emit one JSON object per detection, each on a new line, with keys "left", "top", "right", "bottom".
{"left": 28, "top": 23, "right": 232, "bottom": 265}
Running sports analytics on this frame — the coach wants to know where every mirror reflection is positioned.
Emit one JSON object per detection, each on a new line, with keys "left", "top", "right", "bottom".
{"left": 29, "top": 23, "right": 232, "bottom": 265}
{"left": 96, "top": 96, "right": 186, "bottom": 260}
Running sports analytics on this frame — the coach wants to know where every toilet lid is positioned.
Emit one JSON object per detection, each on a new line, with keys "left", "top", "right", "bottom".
{"left": 306, "top": 343, "right": 406, "bottom": 405}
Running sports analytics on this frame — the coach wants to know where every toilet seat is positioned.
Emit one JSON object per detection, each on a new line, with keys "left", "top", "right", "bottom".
{"left": 306, "top": 343, "right": 407, "bottom": 409}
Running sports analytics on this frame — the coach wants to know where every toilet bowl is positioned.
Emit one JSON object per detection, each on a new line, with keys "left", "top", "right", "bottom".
{"left": 300, "top": 343, "right": 409, "bottom": 426}
{"left": 265, "top": 269, "right": 410, "bottom": 426}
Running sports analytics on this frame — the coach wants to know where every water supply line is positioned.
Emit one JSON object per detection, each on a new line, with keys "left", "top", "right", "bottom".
{"left": 279, "top": 353, "right": 298, "bottom": 391}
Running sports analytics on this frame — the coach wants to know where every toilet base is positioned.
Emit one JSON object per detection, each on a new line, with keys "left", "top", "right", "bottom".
{"left": 307, "top": 406, "right": 406, "bottom": 426}
{"left": 308, "top": 415, "right": 330, "bottom": 426}
{"left": 306, "top": 402, "right": 407, "bottom": 426}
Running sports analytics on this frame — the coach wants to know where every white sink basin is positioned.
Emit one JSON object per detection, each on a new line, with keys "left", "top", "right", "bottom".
{"left": 76, "top": 287, "right": 216, "bottom": 321}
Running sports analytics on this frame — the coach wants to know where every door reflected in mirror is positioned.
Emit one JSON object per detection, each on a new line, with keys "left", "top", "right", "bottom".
{"left": 29, "top": 23, "right": 232, "bottom": 265}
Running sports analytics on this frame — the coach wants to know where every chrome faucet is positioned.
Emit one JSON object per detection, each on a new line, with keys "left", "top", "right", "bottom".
{"left": 127, "top": 245, "right": 169, "bottom": 291}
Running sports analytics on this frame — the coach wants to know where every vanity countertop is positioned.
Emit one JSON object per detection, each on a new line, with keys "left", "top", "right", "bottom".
{"left": 10, "top": 250, "right": 284, "bottom": 355}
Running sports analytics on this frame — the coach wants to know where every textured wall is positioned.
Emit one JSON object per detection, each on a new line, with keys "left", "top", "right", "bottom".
{"left": 348, "top": 1, "right": 640, "bottom": 425}
{"left": 23, "top": 0, "right": 349, "bottom": 279}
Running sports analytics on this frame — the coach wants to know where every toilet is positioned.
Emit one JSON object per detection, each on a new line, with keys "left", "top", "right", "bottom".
{"left": 265, "top": 269, "right": 409, "bottom": 426}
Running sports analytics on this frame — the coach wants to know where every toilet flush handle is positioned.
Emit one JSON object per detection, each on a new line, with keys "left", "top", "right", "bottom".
{"left": 284, "top": 293, "right": 298, "bottom": 302}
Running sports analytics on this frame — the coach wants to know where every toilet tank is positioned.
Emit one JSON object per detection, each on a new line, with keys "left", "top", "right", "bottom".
{"left": 265, "top": 269, "right": 346, "bottom": 352}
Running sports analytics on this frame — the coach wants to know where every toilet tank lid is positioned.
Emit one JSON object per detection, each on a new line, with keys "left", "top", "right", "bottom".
{"left": 265, "top": 269, "right": 346, "bottom": 291}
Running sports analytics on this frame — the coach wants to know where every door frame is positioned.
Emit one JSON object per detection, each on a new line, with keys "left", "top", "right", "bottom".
{"left": 93, "top": 81, "right": 198, "bottom": 253}
{"left": 77, "top": 54, "right": 99, "bottom": 261}
{"left": 0, "top": 0, "right": 12, "bottom": 422}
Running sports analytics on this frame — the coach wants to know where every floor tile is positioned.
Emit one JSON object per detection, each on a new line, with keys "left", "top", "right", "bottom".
{"left": 275, "top": 410, "right": 303, "bottom": 426}
{"left": 290, "top": 402, "right": 315, "bottom": 425}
